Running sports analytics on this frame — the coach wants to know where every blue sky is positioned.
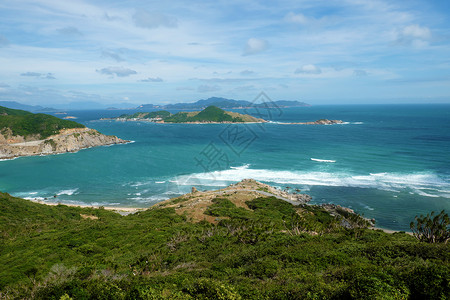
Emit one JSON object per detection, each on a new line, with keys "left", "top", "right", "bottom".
{"left": 0, "top": 0, "right": 449, "bottom": 106}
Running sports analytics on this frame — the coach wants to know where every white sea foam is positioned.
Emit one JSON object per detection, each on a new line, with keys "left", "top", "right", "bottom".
{"left": 311, "top": 158, "right": 336, "bottom": 163}
{"left": 128, "top": 196, "right": 169, "bottom": 203}
{"left": 230, "top": 164, "right": 251, "bottom": 170}
{"left": 0, "top": 157, "right": 18, "bottom": 162}
{"left": 172, "top": 167, "right": 450, "bottom": 198}
{"left": 130, "top": 181, "right": 147, "bottom": 187}
{"left": 24, "top": 197, "right": 46, "bottom": 201}
{"left": 155, "top": 181, "right": 166, "bottom": 184}
{"left": 163, "top": 191, "right": 182, "bottom": 195}
{"left": 57, "top": 188, "right": 78, "bottom": 196}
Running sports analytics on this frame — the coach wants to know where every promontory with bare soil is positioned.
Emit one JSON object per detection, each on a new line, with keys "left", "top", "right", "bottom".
{"left": 1, "top": 178, "right": 444, "bottom": 298}
{"left": 0, "top": 106, "right": 129, "bottom": 160}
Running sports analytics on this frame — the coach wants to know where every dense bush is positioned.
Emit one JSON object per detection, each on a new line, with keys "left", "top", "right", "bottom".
{"left": 1, "top": 192, "right": 449, "bottom": 298}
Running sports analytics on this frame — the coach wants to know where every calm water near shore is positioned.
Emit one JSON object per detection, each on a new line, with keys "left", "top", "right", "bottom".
{"left": 1, "top": 104, "right": 449, "bottom": 231}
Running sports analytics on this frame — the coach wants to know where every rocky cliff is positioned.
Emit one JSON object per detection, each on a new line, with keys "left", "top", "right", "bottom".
{"left": 0, "top": 128, "right": 129, "bottom": 159}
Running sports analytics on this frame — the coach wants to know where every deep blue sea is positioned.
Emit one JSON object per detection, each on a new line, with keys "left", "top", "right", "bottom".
{"left": 1, "top": 104, "right": 449, "bottom": 231}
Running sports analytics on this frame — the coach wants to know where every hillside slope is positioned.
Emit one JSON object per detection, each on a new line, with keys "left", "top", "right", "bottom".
{"left": 0, "top": 180, "right": 448, "bottom": 298}
{"left": 0, "top": 106, "right": 128, "bottom": 159}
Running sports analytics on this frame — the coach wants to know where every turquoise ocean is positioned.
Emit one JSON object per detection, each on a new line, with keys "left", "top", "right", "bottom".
{"left": 1, "top": 104, "right": 449, "bottom": 231}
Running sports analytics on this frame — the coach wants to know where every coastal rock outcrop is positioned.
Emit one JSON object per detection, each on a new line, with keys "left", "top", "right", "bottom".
{"left": 310, "top": 119, "right": 344, "bottom": 125}
{"left": 286, "top": 119, "right": 344, "bottom": 125}
{"left": 0, "top": 128, "right": 129, "bottom": 159}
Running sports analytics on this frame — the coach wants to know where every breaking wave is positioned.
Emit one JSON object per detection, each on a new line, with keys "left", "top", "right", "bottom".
{"left": 171, "top": 166, "right": 450, "bottom": 198}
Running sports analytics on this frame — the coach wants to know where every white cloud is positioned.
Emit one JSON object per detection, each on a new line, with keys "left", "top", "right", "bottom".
{"left": 20, "top": 72, "right": 56, "bottom": 79}
{"left": 140, "top": 77, "right": 163, "bottom": 82}
{"left": 395, "top": 24, "right": 431, "bottom": 47}
{"left": 295, "top": 64, "right": 322, "bottom": 74}
{"left": 284, "top": 12, "right": 308, "bottom": 24}
{"left": 242, "top": 38, "right": 269, "bottom": 56}
{"left": 133, "top": 9, "right": 178, "bottom": 29}
{"left": 21, "top": 72, "right": 41, "bottom": 77}
{"left": 101, "top": 50, "right": 125, "bottom": 62}
{"left": 402, "top": 25, "right": 431, "bottom": 40}
{"left": 97, "top": 67, "right": 137, "bottom": 77}
{"left": 240, "top": 70, "right": 255, "bottom": 76}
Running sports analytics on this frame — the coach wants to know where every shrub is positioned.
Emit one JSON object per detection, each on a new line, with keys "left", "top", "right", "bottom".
{"left": 410, "top": 210, "right": 450, "bottom": 243}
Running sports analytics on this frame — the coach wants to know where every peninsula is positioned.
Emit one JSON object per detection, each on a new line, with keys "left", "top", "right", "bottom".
{"left": 107, "top": 105, "right": 266, "bottom": 123}
{"left": 0, "top": 106, "right": 129, "bottom": 160}
{"left": 1, "top": 179, "right": 447, "bottom": 298}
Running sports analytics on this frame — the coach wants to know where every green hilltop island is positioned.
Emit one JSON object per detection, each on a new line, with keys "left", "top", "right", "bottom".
{"left": 105, "top": 105, "right": 266, "bottom": 123}
{"left": 0, "top": 106, "right": 129, "bottom": 160}
{"left": 0, "top": 179, "right": 449, "bottom": 298}
{"left": 104, "top": 105, "right": 344, "bottom": 125}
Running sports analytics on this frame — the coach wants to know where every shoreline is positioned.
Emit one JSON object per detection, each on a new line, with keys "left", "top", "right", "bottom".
{"left": 38, "top": 201, "right": 408, "bottom": 233}
{"left": 0, "top": 140, "right": 133, "bottom": 161}
{"left": 30, "top": 199, "right": 146, "bottom": 216}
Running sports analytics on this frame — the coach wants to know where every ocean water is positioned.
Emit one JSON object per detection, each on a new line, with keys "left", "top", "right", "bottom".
{"left": 1, "top": 104, "right": 449, "bottom": 231}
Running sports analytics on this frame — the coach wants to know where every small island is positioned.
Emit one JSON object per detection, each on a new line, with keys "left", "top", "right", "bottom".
{"left": 105, "top": 105, "right": 345, "bottom": 125}
{"left": 0, "top": 106, "right": 129, "bottom": 160}
{"left": 105, "top": 105, "right": 266, "bottom": 123}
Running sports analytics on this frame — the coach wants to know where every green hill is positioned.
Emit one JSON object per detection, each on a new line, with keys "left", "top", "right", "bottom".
{"left": 0, "top": 106, "right": 85, "bottom": 139}
{"left": 0, "top": 185, "right": 448, "bottom": 298}
{"left": 164, "top": 106, "right": 263, "bottom": 123}
{"left": 0, "top": 106, "right": 33, "bottom": 116}
{"left": 119, "top": 110, "right": 171, "bottom": 120}
{"left": 115, "top": 106, "right": 264, "bottom": 123}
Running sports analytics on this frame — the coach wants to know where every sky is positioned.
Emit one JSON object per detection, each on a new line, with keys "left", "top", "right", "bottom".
{"left": 0, "top": 0, "right": 449, "bottom": 107}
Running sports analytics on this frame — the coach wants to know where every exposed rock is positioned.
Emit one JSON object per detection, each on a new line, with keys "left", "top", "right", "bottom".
{"left": 287, "top": 119, "right": 344, "bottom": 125}
{"left": 191, "top": 187, "right": 198, "bottom": 193}
{"left": 311, "top": 119, "right": 344, "bottom": 125}
{"left": 321, "top": 203, "right": 375, "bottom": 228}
{"left": 0, "top": 128, "right": 129, "bottom": 159}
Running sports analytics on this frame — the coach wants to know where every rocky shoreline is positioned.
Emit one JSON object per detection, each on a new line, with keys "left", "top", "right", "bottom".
{"left": 0, "top": 127, "right": 129, "bottom": 160}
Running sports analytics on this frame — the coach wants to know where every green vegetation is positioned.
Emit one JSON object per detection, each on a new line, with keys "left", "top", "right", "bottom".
{"left": 117, "top": 106, "right": 262, "bottom": 123}
{"left": 119, "top": 111, "right": 172, "bottom": 120}
{"left": 1, "top": 191, "right": 449, "bottom": 299}
{"left": 410, "top": 210, "right": 450, "bottom": 243}
{"left": 0, "top": 106, "right": 85, "bottom": 139}
{"left": 0, "top": 106, "right": 32, "bottom": 116}
{"left": 165, "top": 106, "right": 244, "bottom": 123}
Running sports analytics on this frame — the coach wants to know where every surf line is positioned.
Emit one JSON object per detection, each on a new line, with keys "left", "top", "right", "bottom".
{"left": 311, "top": 158, "right": 336, "bottom": 163}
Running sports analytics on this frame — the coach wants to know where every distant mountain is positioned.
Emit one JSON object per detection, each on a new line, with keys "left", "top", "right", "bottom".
{"left": 137, "top": 97, "right": 309, "bottom": 110}
{"left": 0, "top": 101, "right": 57, "bottom": 112}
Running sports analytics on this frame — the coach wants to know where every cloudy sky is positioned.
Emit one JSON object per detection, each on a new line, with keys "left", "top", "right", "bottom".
{"left": 0, "top": 0, "right": 449, "bottom": 106}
